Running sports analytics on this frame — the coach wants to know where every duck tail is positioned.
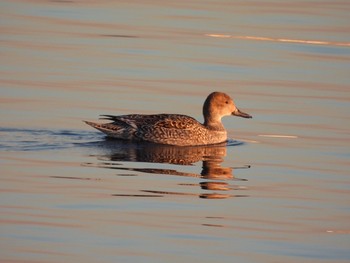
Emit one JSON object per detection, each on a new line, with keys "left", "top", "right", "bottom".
{"left": 83, "top": 120, "right": 101, "bottom": 129}
{"left": 83, "top": 120, "right": 133, "bottom": 140}
{"left": 83, "top": 120, "right": 115, "bottom": 135}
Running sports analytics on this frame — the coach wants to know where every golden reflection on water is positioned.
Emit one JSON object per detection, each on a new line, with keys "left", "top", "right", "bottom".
{"left": 206, "top": 34, "right": 350, "bottom": 47}
{"left": 84, "top": 140, "right": 249, "bottom": 199}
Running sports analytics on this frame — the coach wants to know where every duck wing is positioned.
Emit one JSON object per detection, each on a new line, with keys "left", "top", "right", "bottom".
{"left": 151, "top": 114, "right": 200, "bottom": 130}
{"left": 100, "top": 114, "right": 200, "bottom": 128}
{"left": 135, "top": 114, "right": 204, "bottom": 145}
{"left": 99, "top": 114, "right": 204, "bottom": 145}
{"left": 100, "top": 114, "right": 170, "bottom": 128}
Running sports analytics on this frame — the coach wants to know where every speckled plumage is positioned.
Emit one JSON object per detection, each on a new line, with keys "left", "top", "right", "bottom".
{"left": 84, "top": 92, "right": 252, "bottom": 146}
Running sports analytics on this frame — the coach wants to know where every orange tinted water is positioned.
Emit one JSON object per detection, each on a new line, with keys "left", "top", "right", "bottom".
{"left": 1, "top": 0, "right": 350, "bottom": 262}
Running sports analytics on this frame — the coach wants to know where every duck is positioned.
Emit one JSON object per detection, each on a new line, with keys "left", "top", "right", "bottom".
{"left": 84, "top": 91, "right": 252, "bottom": 146}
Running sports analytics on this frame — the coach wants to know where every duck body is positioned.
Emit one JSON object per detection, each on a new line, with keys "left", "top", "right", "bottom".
{"left": 85, "top": 113, "right": 227, "bottom": 146}
{"left": 84, "top": 92, "right": 251, "bottom": 146}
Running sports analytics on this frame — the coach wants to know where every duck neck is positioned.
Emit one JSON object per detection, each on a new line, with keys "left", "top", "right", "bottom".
{"left": 203, "top": 115, "right": 225, "bottom": 131}
{"left": 203, "top": 99, "right": 225, "bottom": 131}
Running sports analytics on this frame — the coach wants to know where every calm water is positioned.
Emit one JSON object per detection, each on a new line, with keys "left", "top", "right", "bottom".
{"left": 1, "top": 0, "right": 350, "bottom": 262}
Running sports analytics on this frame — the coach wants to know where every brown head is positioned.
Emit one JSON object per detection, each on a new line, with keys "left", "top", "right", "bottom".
{"left": 203, "top": 91, "right": 252, "bottom": 129}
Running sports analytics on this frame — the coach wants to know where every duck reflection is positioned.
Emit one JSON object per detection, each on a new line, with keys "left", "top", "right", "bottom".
{"left": 85, "top": 139, "right": 249, "bottom": 199}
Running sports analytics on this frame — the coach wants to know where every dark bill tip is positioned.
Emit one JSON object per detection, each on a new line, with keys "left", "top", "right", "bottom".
{"left": 232, "top": 108, "right": 252, "bottom": 119}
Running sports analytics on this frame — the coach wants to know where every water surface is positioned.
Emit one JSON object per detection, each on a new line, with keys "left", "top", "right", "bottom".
{"left": 1, "top": 0, "right": 350, "bottom": 262}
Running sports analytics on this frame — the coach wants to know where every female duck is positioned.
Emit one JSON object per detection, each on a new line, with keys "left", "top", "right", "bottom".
{"left": 84, "top": 91, "right": 252, "bottom": 146}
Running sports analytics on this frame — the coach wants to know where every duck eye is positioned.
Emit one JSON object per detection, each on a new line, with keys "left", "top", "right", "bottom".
{"left": 225, "top": 101, "right": 229, "bottom": 104}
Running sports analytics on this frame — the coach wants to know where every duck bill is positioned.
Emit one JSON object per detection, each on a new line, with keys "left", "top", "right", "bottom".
{"left": 232, "top": 108, "right": 252, "bottom": 119}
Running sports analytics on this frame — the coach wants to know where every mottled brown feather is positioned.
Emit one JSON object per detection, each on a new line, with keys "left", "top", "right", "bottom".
{"left": 85, "top": 92, "right": 251, "bottom": 146}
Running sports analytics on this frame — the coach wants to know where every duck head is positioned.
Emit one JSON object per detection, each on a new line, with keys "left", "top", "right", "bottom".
{"left": 203, "top": 91, "right": 252, "bottom": 128}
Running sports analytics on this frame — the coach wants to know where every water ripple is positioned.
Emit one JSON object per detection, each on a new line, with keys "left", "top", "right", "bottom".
{"left": 0, "top": 127, "right": 101, "bottom": 151}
